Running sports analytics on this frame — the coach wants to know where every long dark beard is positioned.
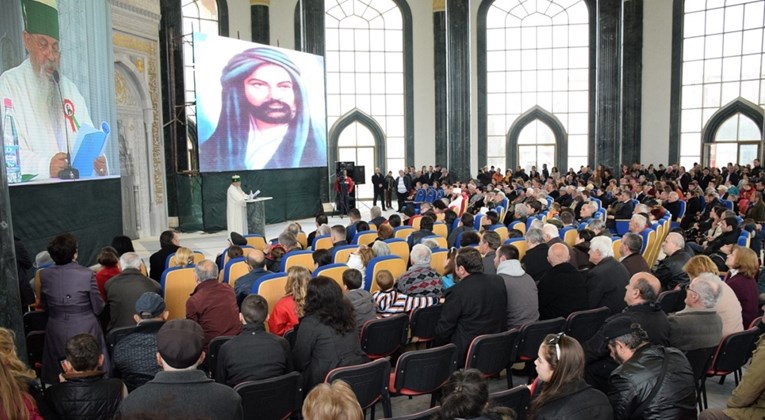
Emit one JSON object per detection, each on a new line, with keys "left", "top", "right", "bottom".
{"left": 251, "top": 99, "right": 295, "bottom": 124}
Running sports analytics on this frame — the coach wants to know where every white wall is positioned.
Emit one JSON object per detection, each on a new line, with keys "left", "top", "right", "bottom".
{"left": 641, "top": 0, "right": 674, "bottom": 166}
{"left": 410, "top": 0, "right": 436, "bottom": 168}
{"left": 227, "top": 0, "right": 251, "bottom": 41}
{"left": 269, "top": 0, "right": 297, "bottom": 50}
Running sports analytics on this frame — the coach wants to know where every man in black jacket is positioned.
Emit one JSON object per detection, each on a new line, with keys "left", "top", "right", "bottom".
{"left": 371, "top": 167, "right": 387, "bottom": 210}
{"left": 584, "top": 273, "right": 669, "bottom": 392}
{"left": 586, "top": 236, "right": 631, "bottom": 314}
{"left": 435, "top": 247, "right": 507, "bottom": 366}
{"left": 605, "top": 319, "right": 695, "bottom": 419}
{"left": 653, "top": 232, "right": 691, "bottom": 290}
{"left": 148, "top": 230, "right": 180, "bottom": 282}
{"left": 537, "top": 243, "right": 589, "bottom": 320}
{"left": 521, "top": 228, "right": 551, "bottom": 282}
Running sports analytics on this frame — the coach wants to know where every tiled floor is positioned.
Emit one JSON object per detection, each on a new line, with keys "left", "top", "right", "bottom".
{"left": 132, "top": 199, "right": 740, "bottom": 418}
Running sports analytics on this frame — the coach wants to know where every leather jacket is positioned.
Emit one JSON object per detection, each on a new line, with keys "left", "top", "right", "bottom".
{"left": 46, "top": 371, "right": 124, "bottom": 420}
{"left": 653, "top": 250, "right": 691, "bottom": 290}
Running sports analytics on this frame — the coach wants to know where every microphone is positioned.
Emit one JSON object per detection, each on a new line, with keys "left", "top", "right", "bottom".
{"left": 52, "top": 70, "right": 78, "bottom": 179}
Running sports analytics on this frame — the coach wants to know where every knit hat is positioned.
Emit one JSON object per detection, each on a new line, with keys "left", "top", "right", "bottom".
{"left": 22, "top": 0, "right": 59, "bottom": 41}
{"left": 157, "top": 320, "right": 204, "bottom": 369}
{"left": 135, "top": 292, "right": 165, "bottom": 318}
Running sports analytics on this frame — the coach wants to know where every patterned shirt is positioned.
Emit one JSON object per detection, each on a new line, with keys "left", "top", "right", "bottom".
{"left": 373, "top": 289, "right": 439, "bottom": 317}
{"left": 395, "top": 264, "right": 443, "bottom": 298}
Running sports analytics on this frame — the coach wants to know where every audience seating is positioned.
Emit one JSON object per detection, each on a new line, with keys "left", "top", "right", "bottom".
{"left": 465, "top": 329, "right": 519, "bottom": 389}
{"left": 23, "top": 310, "right": 48, "bottom": 335}
{"left": 234, "top": 371, "right": 303, "bottom": 420}
{"left": 509, "top": 317, "right": 566, "bottom": 386}
{"left": 207, "top": 336, "right": 233, "bottom": 381}
{"left": 614, "top": 220, "right": 630, "bottom": 236}
{"left": 280, "top": 249, "right": 314, "bottom": 272}
{"left": 380, "top": 406, "right": 440, "bottom": 420}
{"left": 161, "top": 266, "right": 198, "bottom": 319}
{"left": 218, "top": 245, "right": 255, "bottom": 269}
{"left": 325, "top": 358, "right": 393, "bottom": 419}
{"left": 504, "top": 237, "right": 527, "bottom": 260}
{"left": 389, "top": 344, "right": 459, "bottom": 407}
{"left": 252, "top": 272, "right": 289, "bottom": 317}
{"left": 365, "top": 256, "right": 407, "bottom": 293}
{"left": 165, "top": 250, "right": 205, "bottom": 269}
{"left": 488, "top": 224, "right": 510, "bottom": 243}
{"left": 360, "top": 314, "right": 409, "bottom": 360}
{"left": 430, "top": 248, "right": 449, "bottom": 276}
{"left": 612, "top": 239, "right": 622, "bottom": 260}
{"left": 394, "top": 226, "right": 415, "bottom": 240}
{"left": 560, "top": 226, "right": 578, "bottom": 247}
{"left": 26, "top": 330, "right": 45, "bottom": 381}
{"left": 296, "top": 231, "right": 308, "bottom": 249}
{"left": 563, "top": 307, "right": 610, "bottom": 344}
{"left": 489, "top": 386, "right": 531, "bottom": 420}
{"left": 422, "top": 235, "right": 447, "bottom": 249}
{"left": 311, "top": 235, "right": 333, "bottom": 251}
{"left": 701, "top": 328, "right": 761, "bottom": 408}
{"left": 657, "top": 288, "right": 686, "bottom": 314}
{"left": 222, "top": 257, "right": 250, "bottom": 288}
{"left": 244, "top": 234, "right": 268, "bottom": 250}
{"left": 313, "top": 263, "right": 349, "bottom": 288}
{"left": 509, "top": 220, "right": 526, "bottom": 236}
{"left": 432, "top": 222, "right": 448, "bottom": 238}
{"left": 385, "top": 238, "right": 410, "bottom": 265}
{"left": 411, "top": 216, "right": 423, "bottom": 230}
{"left": 106, "top": 325, "right": 136, "bottom": 358}
{"left": 685, "top": 346, "right": 717, "bottom": 411}
{"left": 353, "top": 230, "right": 378, "bottom": 246}
{"left": 332, "top": 244, "right": 359, "bottom": 264}
{"left": 409, "top": 304, "right": 443, "bottom": 348}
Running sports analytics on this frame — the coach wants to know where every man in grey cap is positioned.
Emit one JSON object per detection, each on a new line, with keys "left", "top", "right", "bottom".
{"left": 117, "top": 319, "right": 243, "bottom": 419}
{"left": 111, "top": 292, "right": 167, "bottom": 392}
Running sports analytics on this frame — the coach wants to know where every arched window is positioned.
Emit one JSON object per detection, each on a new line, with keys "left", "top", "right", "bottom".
{"left": 679, "top": 0, "right": 765, "bottom": 167}
{"left": 324, "top": 0, "right": 413, "bottom": 198}
{"left": 479, "top": 0, "right": 590, "bottom": 172}
{"left": 701, "top": 98, "right": 765, "bottom": 168}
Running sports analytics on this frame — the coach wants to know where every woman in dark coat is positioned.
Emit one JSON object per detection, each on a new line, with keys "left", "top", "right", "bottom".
{"left": 292, "top": 276, "right": 367, "bottom": 391}
{"left": 529, "top": 333, "right": 612, "bottom": 420}
{"left": 40, "top": 233, "right": 109, "bottom": 384}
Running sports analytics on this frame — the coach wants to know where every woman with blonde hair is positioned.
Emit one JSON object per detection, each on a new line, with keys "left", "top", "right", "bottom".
{"left": 347, "top": 246, "right": 375, "bottom": 287}
{"left": 170, "top": 246, "right": 195, "bottom": 267}
{"left": 724, "top": 245, "right": 760, "bottom": 328}
{"left": 302, "top": 380, "right": 362, "bottom": 420}
{"left": 683, "top": 254, "right": 745, "bottom": 336}
{"left": 268, "top": 265, "right": 311, "bottom": 336}
{"left": 528, "top": 333, "right": 612, "bottom": 419}
{"left": 0, "top": 328, "right": 44, "bottom": 420}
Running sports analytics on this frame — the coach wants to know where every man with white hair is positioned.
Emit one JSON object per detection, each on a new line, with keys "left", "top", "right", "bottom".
{"left": 395, "top": 244, "right": 443, "bottom": 298}
{"left": 521, "top": 228, "right": 552, "bottom": 282}
{"left": 586, "top": 236, "right": 630, "bottom": 313}
{"left": 105, "top": 252, "right": 161, "bottom": 331}
{"left": 369, "top": 206, "right": 386, "bottom": 227}
{"left": 579, "top": 201, "right": 598, "bottom": 223}
{"left": 628, "top": 213, "right": 649, "bottom": 235}
{"left": 653, "top": 232, "right": 691, "bottom": 290}
{"left": 667, "top": 273, "right": 723, "bottom": 351}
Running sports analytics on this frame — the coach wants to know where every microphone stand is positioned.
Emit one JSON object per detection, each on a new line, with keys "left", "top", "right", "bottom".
{"left": 52, "top": 71, "right": 78, "bottom": 179}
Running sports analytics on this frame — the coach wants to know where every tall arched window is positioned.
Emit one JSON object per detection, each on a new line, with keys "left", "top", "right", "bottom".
{"left": 325, "top": 0, "right": 412, "bottom": 198}
{"left": 479, "top": 0, "right": 590, "bottom": 172}
{"left": 679, "top": 0, "right": 765, "bottom": 167}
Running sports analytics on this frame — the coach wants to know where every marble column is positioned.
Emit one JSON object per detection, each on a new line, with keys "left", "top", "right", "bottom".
{"left": 433, "top": 0, "right": 447, "bottom": 167}
{"left": 594, "top": 0, "right": 623, "bottom": 169}
{"left": 294, "top": 0, "right": 325, "bottom": 57}
{"left": 445, "top": 0, "right": 471, "bottom": 181}
{"left": 0, "top": 158, "right": 25, "bottom": 359}
{"left": 250, "top": 0, "right": 270, "bottom": 45}
{"left": 621, "top": 0, "right": 643, "bottom": 165}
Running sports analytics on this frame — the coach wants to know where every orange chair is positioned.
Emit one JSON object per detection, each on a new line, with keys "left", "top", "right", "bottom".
{"left": 365, "top": 256, "right": 407, "bottom": 293}
{"left": 385, "top": 239, "right": 410, "bottom": 266}
{"left": 253, "top": 273, "right": 289, "bottom": 317}
{"left": 161, "top": 267, "right": 198, "bottom": 320}
{"left": 430, "top": 248, "right": 449, "bottom": 276}
{"left": 313, "top": 263, "right": 349, "bottom": 288}
{"left": 244, "top": 234, "right": 268, "bottom": 251}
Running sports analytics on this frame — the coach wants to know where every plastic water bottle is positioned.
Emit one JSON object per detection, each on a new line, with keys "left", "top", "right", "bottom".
{"left": 3, "top": 98, "right": 21, "bottom": 184}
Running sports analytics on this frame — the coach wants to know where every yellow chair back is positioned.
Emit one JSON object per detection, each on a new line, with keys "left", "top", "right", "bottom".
{"left": 424, "top": 236, "right": 448, "bottom": 249}
{"left": 162, "top": 267, "right": 198, "bottom": 320}
{"left": 432, "top": 223, "right": 448, "bottom": 238}
{"left": 491, "top": 226, "right": 509, "bottom": 243}
{"left": 368, "top": 257, "right": 407, "bottom": 294}
{"left": 411, "top": 217, "right": 422, "bottom": 230}
{"left": 255, "top": 274, "right": 289, "bottom": 317}
{"left": 297, "top": 231, "right": 308, "bottom": 249}
{"left": 226, "top": 260, "right": 251, "bottom": 288}
{"left": 355, "top": 232, "right": 378, "bottom": 247}
{"left": 394, "top": 227, "right": 414, "bottom": 240}
{"left": 507, "top": 240, "right": 528, "bottom": 260}
{"left": 312, "top": 236, "right": 334, "bottom": 251}
{"left": 168, "top": 251, "right": 205, "bottom": 268}
{"left": 430, "top": 249, "right": 449, "bottom": 276}
{"left": 245, "top": 235, "right": 268, "bottom": 250}
{"left": 283, "top": 251, "right": 315, "bottom": 272}
{"left": 314, "top": 264, "right": 349, "bottom": 288}
{"left": 563, "top": 229, "right": 578, "bottom": 247}
{"left": 333, "top": 247, "right": 358, "bottom": 264}
{"left": 386, "top": 240, "right": 410, "bottom": 266}
{"left": 612, "top": 239, "right": 622, "bottom": 260}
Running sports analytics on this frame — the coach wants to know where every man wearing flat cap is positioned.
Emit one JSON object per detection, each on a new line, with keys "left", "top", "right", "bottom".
{"left": 0, "top": 0, "right": 106, "bottom": 179}
{"left": 117, "top": 319, "right": 243, "bottom": 419}
{"left": 227, "top": 175, "right": 248, "bottom": 236}
{"left": 605, "top": 319, "right": 695, "bottom": 420}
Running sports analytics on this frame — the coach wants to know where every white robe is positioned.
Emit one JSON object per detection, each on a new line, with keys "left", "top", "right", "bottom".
{"left": 0, "top": 59, "right": 93, "bottom": 179}
{"left": 227, "top": 184, "right": 248, "bottom": 235}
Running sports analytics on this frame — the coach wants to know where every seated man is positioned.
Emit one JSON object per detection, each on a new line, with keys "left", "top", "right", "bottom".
{"left": 216, "top": 295, "right": 292, "bottom": 387}
{"left": 668, "top": 273, "right": 723, "bottom": 351}
{"left": 369, "top": 206, "right": 387, "bottom": 228}
{"left": 186, "top": 260, "right": 242, "bottom": 352}
{"left": 373, "top": 269, "right": 439, "bottom": 317}
{"left": 345, "top": 208, "right": 363, "bottom": 243}
{"left": 494, "top": 244, "right": 539, "bottom": 330}
{"left": 341, "top": 269, "right": 376, "bottom": 332}
{"left": 521, "top": 228, "right": 551, "bottom": 281}
{"left": 605, "top": 319, "right": 696, "bottom": 419}
{"left": 117, "top": 320, "right": 243, "bottom": 418}
{"left": 46, "top": 334, "right": 125, "bottom": 419}
{"left": 149, "top": 230, "right": 180, "bottom": 282}
{"left": 105, "top": 252, "right": 161, "bottom": 331}
{"left": 408, "top": 215, "right": 435, "bottom": 248}
{"left": 586, "top": 236, "right": 631, "bottom": 314}
{"left": 233, "top": 250, "right": 271, "bottom": 307}
{"left": 328, "top": 224, "right": 348, "bottom": 251}
{"left": 619, "top": 233, "right": 650, "bottom": 277}
{"left": 395, "top": 244, "right": 443, "bottom": 298}
{"left": 537, "top": 243, "right": 588, "bottom": 320}
{"left": 447, "top": 212, "right": 475, "bottom": 248}
{"left": 478, "top": 230, "right": 501, "bottom": 275}
{"left": 112, "top": 292, "right": 167, "bottom": 391}
{"left": 306, "top": 213, "right": 328, "bottom": 248}
{"left": 653, "top": 232, "right": 691, "bottom": 290}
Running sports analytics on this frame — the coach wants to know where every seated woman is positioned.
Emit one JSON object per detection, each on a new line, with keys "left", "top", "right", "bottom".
{"left": 292, "top": 277, "right": 368, "bottom": 390}
{"left": 434, "top": 369, "right": 513, "bottom": 420}
{"left": 170, "top": 246, "right": 195, "bottom": 268}
{"left": 724, "top": 245, "right": 760, "bottom": 329}
{"left": 0, "top": 327, "right": 49, "bottom": 419}
{"left": 441, "top": 248, "right": 457, "bottom": 290}
{"left": 268, "top": 266, "right": 311, "bottom": 337}
{"left": 346, "top": 246, "right": 374, "bottom": 286}
{"left": 529, "top": 333, "right": 612, "bottom": 419}
{"left": 95, "top": 247, "right": 120, "bottom": 301}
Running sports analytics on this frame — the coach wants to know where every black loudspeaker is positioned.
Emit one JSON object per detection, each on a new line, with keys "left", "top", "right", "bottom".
{"left": 336, "top": 161, "right": 355, "bottom": 177}
{"left": 353, "top": 166, "right": 365, "bottom": 185}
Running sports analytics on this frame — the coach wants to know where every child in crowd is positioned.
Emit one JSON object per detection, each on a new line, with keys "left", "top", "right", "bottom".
{"left": 341, "top": 269, "right": 376, "bottom": 331}
{"left": 372, "top": 270, "right": 439, "bottom": 317}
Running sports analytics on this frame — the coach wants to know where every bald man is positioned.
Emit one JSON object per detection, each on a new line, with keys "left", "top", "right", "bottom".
{"left": 233, "top": 250, "right": 271, "bottom": 306}
{"left": 583, "top": 272, "right": 670, "bottom": 391}
{"left": 653, "top": 232, "right": 691, "bottom": 290}
{"left": 536, "top": 243, "right": 589, "bottom": 320}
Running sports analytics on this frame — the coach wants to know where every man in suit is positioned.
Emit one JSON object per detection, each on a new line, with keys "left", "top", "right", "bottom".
{"left": 537, "top": 243, "right": 588, "bottom": 320}
{"left": 478, "top": 230, "right": 500, "bottom": 275}
{"left": 586, "top": 236, "right": 631, "bottom": 314}
{"left": 653, "top": 232, "right": 691, "bottom": 290}
{"left": 435, "top": 247, "right": 507, "bottom": 366}
{"left": 619, "top": 233, "right": 650, "bottom": 277}
{"left": 149, "top": 230, "right": 180, "bottom": 282}
{"left": 395, "top": 169, "right": 413, "bottom": 212}
{"left": 372, "top": 167, "right": 387, "bottom": 210}
{"left": 521, "top": 228, "right": 551, "bottom": 281}
{"left": 105, "top": 252, "right": 161, "bottom": 331}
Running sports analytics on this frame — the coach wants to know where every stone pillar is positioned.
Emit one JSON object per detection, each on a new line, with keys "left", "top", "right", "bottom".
{"left": 433, "top": 0, "right": 447, "bottom": 167}
{"left": 621, "top": 0, "right": 643, "bottom": 165}
{"left": 593, "top": 0, "right": 623, "bottom": 169}
{"left": 250, "top": 0, "right": 270, "bottom": 45}
{"left": 0, "top": 154, "right": 25, "bottom": 359}
{"left": 445, "top": 0, "right": 471, "bottom": 181}
{"left": 294, "top": 0, "right": 325, "bottom": 57}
